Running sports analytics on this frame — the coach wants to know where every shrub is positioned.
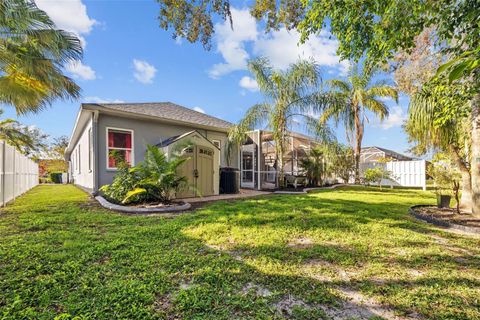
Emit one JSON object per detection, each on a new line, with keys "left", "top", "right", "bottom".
{"left": 100, "top": 145, "right": 188, "bottom": 205}
{"left": 427, "top": 153, "right": 461, "bottom": 212}
{"left": 49, "top": 172, "right": 63, "bottom": 184}
{"left": 364, "top": 167, "right": 392, "bottom": 189}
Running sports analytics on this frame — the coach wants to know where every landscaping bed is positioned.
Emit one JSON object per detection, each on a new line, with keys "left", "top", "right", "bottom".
{"left": 410, "top": 205, "right": 480, "bottom": 233}
{"left": 95, "top": 195, "right": 191, "bottom": 213}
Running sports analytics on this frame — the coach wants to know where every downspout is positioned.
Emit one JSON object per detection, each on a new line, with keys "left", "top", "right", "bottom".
{"left": 92, "top": 110, "right": 99, "bottom": 194}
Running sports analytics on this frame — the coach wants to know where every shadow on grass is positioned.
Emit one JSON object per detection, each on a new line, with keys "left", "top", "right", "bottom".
{"left": 1, "top": 185, "right": 479, "bottom": 319}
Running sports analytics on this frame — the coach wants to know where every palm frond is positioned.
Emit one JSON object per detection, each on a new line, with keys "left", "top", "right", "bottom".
{"left": 367, "top": 85, "right": 399, "bottom": 103}
{"left": 327, "top": 79, "right": 351, "bottom": 93}
{"left": 364, "top": 99, "right": 389, "bottom": 120}
{"left": 247, "top": 57, "right": 276, "bottom": 99}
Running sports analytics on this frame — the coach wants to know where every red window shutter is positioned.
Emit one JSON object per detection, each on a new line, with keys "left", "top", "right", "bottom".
{"left": 125, "top": 132, "right": 132, "bottom": 148}
{"left": 108, "top": 131, "right": 114, "bottom": 147}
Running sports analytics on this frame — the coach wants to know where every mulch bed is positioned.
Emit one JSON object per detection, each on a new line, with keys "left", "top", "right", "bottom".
{"left": 410, "top": 205, "right": 480, "bottom": 234}
{"left": 415, "top": 206, "right": 480, "bottom": 228}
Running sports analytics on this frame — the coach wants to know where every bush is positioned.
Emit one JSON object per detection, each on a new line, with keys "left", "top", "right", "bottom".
{"left": 49, "top": 172, "right": 63, "bottom": 184}
{"left": 364, "top": 166, "right": 392, "bottom": 189}
{"left": 100, "top": 145, "right": 188, "bottom": 205}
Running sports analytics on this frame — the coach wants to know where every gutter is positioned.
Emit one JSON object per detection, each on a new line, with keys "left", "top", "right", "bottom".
{"left": 92, "top": 110, "right": 99, "bottom": 193}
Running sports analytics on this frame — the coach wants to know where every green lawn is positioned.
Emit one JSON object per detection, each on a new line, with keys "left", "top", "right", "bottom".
{"left": 1, "top": 185, "right": 479, "bottom": 319}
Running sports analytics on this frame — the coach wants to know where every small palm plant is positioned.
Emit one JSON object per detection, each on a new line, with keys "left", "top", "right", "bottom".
{"left": 233, "top": 57, "right": 332, "bottom": 187}
{"left": 300, "top": 147, "right": 325, "bottom": 187}
{"left": 321, "top": 63, "right": 398, "bottom": 183}
{"left": 101, "top": 145, "right": 188, "bottom": 204}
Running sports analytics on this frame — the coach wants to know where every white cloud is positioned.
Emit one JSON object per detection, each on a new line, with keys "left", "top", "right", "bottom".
{"left": 35, "top": 0, "right": 97, "bottom": 48}
{"left": 209, "top": 8, "right": 349, "bottom": 79}
{"left": 133, "top": 59, "right": 157, "bottom": 84}
{"left": 193, "top": 106, "right": 205, "bottom": 113}
{"left": 35, "top": 0, "right": 97, "bottom": 79}
{"left": 239, "top": 76, "right": 259, "bottom": 91}
{"left": 254, "top": 29, "right": 349, "bottom": 74}
{"left": 84, "top": 96, "right": 124, "bottom": 103}
{"left": 379, "top": 106, "right": 407, "bottom": 129}
{"left": 209, "top": 8, "right": 258, "bottom": 78}
{"left": 66, "top": 61, "right": 96, "bottom": 80}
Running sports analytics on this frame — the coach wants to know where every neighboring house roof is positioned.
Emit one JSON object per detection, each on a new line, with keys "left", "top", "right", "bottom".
{"left": 361, "top": 146, "right": 414, "bottom": 162}
{"left": 84, "top": 102, "right": 233, "bottom": 131}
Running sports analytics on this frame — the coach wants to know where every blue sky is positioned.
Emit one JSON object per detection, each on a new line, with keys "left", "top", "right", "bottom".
{"left": 3, "top": 0, "right": 412, "bottom": 154}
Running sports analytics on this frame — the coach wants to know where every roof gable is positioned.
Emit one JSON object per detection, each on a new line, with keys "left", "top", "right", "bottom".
{"left": 156, "top": 130, "right": 220, "bottom": 150}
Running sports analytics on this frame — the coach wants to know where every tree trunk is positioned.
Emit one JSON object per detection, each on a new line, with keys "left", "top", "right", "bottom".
{"left": 354, "top": 108, "right": 363, "bottom": 184}
{"left": 471, "top": 93, "right": 480, "bottom": 216}
{"left": 450, "top": 146, "right": 472, "bottom": 212}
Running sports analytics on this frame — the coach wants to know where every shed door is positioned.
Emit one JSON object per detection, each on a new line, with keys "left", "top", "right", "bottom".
{"left": 176, "top": 146, "right": 214, "bottom": 198}
{"left": 197, "top": 146, "right": 214, "bottom": 196}
{"left": 177, "top": 147, "right": 196, "bottom": 198}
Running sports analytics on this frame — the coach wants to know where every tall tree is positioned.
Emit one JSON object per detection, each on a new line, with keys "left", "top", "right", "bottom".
{"left": 406, "top": 80, "right": 472, "bottom": 210}
{"left": 233, "top": 57, "right": 331, "bottom": 187}
{"left": 0, "top": 109, "right": 47, "bottom": 156}
{"left": 320, "top": 64, "right": 398, "bottom": 183}
{"left": 0, "top": 0, "right": 82, "bottom": 114}
{"left": 49, "top": 135, "right": 69, "bottom": 159}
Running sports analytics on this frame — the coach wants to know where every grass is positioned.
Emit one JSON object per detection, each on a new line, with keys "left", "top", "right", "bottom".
{"left": 1, "top": 185, "right": 479, "bottom": 319}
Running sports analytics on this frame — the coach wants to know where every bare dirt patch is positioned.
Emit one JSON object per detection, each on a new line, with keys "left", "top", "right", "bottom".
{"left": 153, "top": 293, "right": 181, "bottom": 319}
{"left": 274, "top": 295, "right": 312, "bottom": 318}
{"left": 241, "top": 282, "right": 272, "bottom": 297}
{"left": 287, "top": 237, "right": 315, "bottom": 249}
{"left": 332, "top": 286, "right": 421, "bottom": 320}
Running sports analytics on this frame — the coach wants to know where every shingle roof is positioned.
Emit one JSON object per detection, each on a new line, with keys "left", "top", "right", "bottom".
{"left": 156, "top": 130, "right": 220, "bottom": 149}
{"left": 156, "top": 131, "right": 194, "bottom": 147}
{"left": 86, "top": 102, "right": 233, "bottom": 130}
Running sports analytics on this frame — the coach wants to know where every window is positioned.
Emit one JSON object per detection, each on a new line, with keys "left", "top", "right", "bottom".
{"left": 78, "top": 144, "right": 81, "bottom": 174}
{"left": 88, "top": 128, "right": 92, "bottom": 171}
{"left": 106, "top": 128, "right": 133, "bottom": 169}
{"left": 212, "top": 139, "right": 221, "bottom": 149}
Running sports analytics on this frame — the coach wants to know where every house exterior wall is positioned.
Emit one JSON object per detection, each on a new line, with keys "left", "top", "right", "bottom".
{"left": 69, "top": 117, "right": 94, "bottom": 190}
{"left": 96, "top": 114, "right": 238, "bottom": 188}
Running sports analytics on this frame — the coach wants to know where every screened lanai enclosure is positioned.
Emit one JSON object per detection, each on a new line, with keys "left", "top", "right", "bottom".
{"left": 240, "top": 130, "right": 322, "bottom": 190}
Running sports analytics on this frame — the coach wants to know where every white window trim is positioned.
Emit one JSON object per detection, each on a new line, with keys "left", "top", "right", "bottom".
{"left": 106, "top": 126, "right": 135, "bottom": 170}
{"left": 78, "top": 144, "right": 81, "bottom": 174}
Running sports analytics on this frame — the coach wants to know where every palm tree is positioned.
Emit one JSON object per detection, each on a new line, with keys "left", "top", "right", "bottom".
{"left": 0, "top": 0, "right": 82, "bottom": 115}
{"left": 405, "top": 80, "right": 472, "bottom": 211}
{"left": 321, "top": 64, "right": 398, "bottom": 183}
{"left": 300, "top": 147, "right": 325, "bottom": 187}
{"left": 232, "top": 57, "right": 332, "bottom": 187}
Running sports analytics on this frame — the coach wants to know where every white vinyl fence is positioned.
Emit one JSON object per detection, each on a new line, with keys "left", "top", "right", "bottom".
{"left": 360, "top": 160, "right": 426, "bottom": 190}
{"left": 0, "top": 140, "right": 39, "bottom": 207}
